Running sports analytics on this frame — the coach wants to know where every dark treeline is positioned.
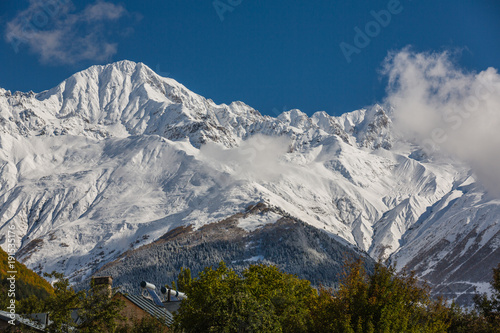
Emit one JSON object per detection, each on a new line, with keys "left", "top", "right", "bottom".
{"left": 90, "top": 215, "right": 375, "bottom": 295}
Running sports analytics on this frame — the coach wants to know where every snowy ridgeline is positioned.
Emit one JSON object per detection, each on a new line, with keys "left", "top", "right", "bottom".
{"left": 0, "top": 60, "right": 499, "bottom": 305}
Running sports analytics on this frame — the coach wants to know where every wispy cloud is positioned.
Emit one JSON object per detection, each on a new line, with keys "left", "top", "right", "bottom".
{"left": 383, "top": 47, "right": 500, "bottom": 195}
{"left": 5, "top": 0, "right": 132, "bottom": 65}
{"left": 200, "top": 135, "right": 292, "bottom": 183}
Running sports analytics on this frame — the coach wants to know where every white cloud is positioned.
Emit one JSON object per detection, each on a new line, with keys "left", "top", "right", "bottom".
{"left": 5, "top": 0, "right": 130, "bottom": 64}
{"left": 200, "top": 135, "right": 292, "bottom": 183}
{"left": 82, "top": 1, "right": 127, "bottom": 21}
{"left": 383, "top": 47, "right": 500, "bottom": 195}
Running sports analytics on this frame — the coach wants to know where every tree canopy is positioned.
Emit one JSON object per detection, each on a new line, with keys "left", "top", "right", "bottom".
{"left": 8, "top": 254, "right": 500, "bottom": 333}
{"left": 173, "top": 260, "right": 458, "bottom": 333}
{"left": 173, "top": 262, "right": 320, "bottom": 332}
{"left": 309, "top": 259, "right": 452, "bottom": 333}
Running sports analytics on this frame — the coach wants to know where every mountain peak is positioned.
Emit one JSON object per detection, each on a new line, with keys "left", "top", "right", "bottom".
{"left": 2, "top": 60, "right": 392, "bottom": 150}
{"left": 87, "top": 59, "right": 141, "bottom": 73}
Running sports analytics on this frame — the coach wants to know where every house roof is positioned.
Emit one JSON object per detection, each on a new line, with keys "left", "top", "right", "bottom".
{"left": 119, "top": 293, "right": 174, "bottom": 326}
{"left": 0, "top": 310, "right": 46, "bottom": 332}
{"left": 163, "top": 301, "right": 182, "bottom": 314}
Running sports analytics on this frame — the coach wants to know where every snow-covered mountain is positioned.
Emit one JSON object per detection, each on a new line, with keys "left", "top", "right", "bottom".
{"left": 1, "top": 60, "right": 498, "bottom": 304}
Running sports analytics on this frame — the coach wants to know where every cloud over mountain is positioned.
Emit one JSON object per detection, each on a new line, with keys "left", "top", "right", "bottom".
{"left": 384, "top": 48, "right": 500, "bottom": 195}
{"left": 200, "top": 135, "right": 291, "bottom": 182}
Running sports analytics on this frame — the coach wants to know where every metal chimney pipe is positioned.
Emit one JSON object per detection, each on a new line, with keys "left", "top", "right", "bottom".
{"left": 160, "top": 286, "right": 187, "bottom": 300}
{"left": 140, "top": 281, "right": 156, "bottom": 290}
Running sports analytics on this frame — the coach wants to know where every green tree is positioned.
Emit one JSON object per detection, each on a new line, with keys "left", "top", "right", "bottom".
{"left": 41, "top": 272, "right": 127, "bottom": 333}
{"left": 307, "top": 285, "right": 338, "bottom": 333}
{"left": 76, "top": 280, "right": 125, "bottom": 333}
{"left": 243, "top": 264, "right": 316, "bottom": 333}
{"left": 43, "top": 271, "right": 82, "bottom": 333}
{"left": 474, "top": 262, "right": 500, "bottom": 332}
{"left": 310, "top": 259, "right": 452, "bottom": 333}
{"left": 446, "top": 304, "right": 490, "bottom": 333}
{"left": 0, "top": 283, "right": 9, "bottom": 310}
{"left": 17, "top": 294, "right": 46, "bottom": 314}
{"left": 171, "top": 266, "right": 192, "bottom": 292}
{"left": 173, "top": 262, "right": 293, "bottom": 332}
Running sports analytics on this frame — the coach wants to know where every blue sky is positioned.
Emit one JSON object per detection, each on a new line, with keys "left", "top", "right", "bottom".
{"left": 1, "top": 0, "right": 499, "bottom": 116}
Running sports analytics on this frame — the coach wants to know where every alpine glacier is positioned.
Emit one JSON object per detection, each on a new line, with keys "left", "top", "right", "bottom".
{"left": 1, "top": 60, "right": 498, "bottom": 304}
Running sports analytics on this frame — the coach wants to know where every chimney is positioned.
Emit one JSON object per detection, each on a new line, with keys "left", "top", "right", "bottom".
{"left": 91, "top": 276, "right": 113, "bottom": 298}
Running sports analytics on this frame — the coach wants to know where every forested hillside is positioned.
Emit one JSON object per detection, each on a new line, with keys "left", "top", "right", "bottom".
{"left": 91, "top": 203, "right": 375, "bottom": 293}
{"left": 0, "top": 247, "right": 53, "bottom": 304}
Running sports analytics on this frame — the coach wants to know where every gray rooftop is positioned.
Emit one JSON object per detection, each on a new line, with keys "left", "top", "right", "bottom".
{"left": 0, "top": 310, "right": 46, "bottom": 332}
{"left": 121, "top": 293, "right": 174, "bottom": 326}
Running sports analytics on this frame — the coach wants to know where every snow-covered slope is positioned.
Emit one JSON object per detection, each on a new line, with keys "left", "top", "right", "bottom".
{"left": 0, "top": 61, "right": 498, "bottom": 304}
{"left": 391, "top": 176, "right": 500, "bottom": 304}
